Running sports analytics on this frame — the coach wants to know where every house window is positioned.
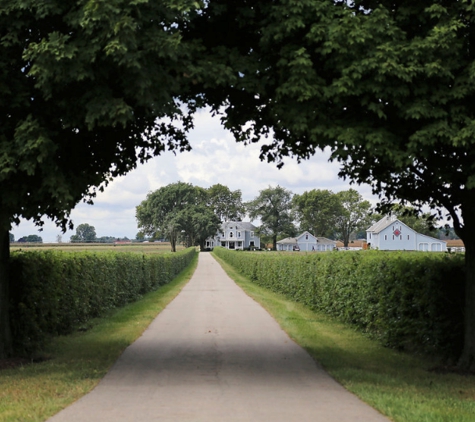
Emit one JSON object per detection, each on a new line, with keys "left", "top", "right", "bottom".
{"left": 407, "top": 235, "right": 410, "bottom": 240}
{"left": 369, "top": 233, "right": 372, "bottom": 239}
{"left": 400, "top": 235, "right": 402, "bottom": 240}
{"left": 221, "top": 242, "right": 225, "bottom": 247}
{"left": 305, "top": 234, "right": 308, "bottom": 240}
{"left": 222, "top": 232, "right": 225, "bottom": 238}
{"left": 237, "top": 241, "right": 242, "bottom": 247}
{"left": 392, "top": 235, "right": 395, "bottom": 240}
{"left": 251, "top": 231, "right": 254, "bottom": 237}
{"left": 238, "top": 231, "right": 241, "bottom": 238}
{"left": 384, "top": 235, "right": 387, "bottom": 240}
{"left": 230, "top": 232, "right": 233, "bottom": 238}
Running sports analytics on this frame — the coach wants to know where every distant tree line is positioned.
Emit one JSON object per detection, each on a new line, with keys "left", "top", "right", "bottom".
{"left": 10, "top": 234, "right": 43, "bottom": 243}
{"left": 70, "top": 223, "right": 129, "bottom": 243}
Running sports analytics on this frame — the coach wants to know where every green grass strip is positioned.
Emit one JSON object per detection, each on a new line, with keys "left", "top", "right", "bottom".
{"left": 212, "top": 253, "right": 475, "bottom": 422}
{"left": 0, "top": 254, "right": 198, "bottom": 422}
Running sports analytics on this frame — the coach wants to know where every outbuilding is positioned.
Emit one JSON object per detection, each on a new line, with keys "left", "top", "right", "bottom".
{"left": 366, "top": 215, "right": 447, "bottom": 251}
{"left": 277, "top": 231, "right": 336, "bottom": 252}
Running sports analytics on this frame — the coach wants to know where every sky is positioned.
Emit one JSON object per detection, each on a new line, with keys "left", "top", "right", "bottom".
{"left": 11, "top": 109, "right": 379, "bottom": 243}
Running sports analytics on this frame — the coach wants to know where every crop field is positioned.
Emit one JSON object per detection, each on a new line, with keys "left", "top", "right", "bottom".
{"left": 10, "top": 242, "right": 184, "bottom": 254}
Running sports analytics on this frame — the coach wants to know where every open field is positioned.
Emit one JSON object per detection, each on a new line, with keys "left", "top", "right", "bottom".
{"left": 10, "top": 242, "right": 184, "bottom": 254}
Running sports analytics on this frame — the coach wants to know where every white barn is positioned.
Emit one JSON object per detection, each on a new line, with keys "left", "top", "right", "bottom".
{"left": 205, "top": 221, "right": 260, "bottom": 250}
{"left": 366, "top": 215, "right": 446, "bottom": 252}
{"left": 277, "top": 231, "right": 336, "bottom": 252}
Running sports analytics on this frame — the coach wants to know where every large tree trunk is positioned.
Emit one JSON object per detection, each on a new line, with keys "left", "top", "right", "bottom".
{"left": 170, "top": 230, "right": 177, "bottom": 252}
{"left": 343, "top": 233, "right": 350, "bottom": 248}
{"left": 457, "top": 235, "right": 475, "bottom": 371}
{"left": 0, "top": 224, "right": 12, "bottom": 358}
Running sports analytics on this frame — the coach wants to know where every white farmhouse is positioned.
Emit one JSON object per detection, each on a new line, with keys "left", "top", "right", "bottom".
{"left": 205, "top": 221, "right": 260, "bottom": 250}
{"left": 366, "top": 215, "right": 446, "bottom": 251}
{"left": 276, "top": 231, "right": 336, "bottom": 252}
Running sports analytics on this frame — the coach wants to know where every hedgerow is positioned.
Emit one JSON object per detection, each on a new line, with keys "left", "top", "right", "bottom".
{"left": 213, "top": 248, "right": 465, "bottom": 359}
{"left": 9, "top": 248, "right": 197, "bottom": 355}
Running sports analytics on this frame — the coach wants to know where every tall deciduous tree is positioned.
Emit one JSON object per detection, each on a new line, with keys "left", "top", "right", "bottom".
{"left": 136, "top": 182, "right": 220, "bottom": 252}
{"left": 0, "top": 0, "right": 213, "bottom": 357}
{"left": 136, "top": 182, "right": 198, "bottom": 252}
{"left": 207, "top": 184, "right": 245, "bottom": 222}
{"left": 292, "top": 189, "right": 342, "bottom": 238}
{"left": 334, "top": 190, "right": 372, "bottom": 248}
{"left": 246, "top": 185, "right": 295, "bottom": 250}
{"left": 186, "top": 1, "right": 475, "bottom": 370}
{"left": 70, "top": 223, "right": 97, "bottom": 243}
{"left": 177, "top": 204, "right": 221, "bottom": 249}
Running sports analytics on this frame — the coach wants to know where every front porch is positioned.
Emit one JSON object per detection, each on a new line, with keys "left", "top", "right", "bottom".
{"left": 220, "top": 240, "right": 244, "bottom": 250}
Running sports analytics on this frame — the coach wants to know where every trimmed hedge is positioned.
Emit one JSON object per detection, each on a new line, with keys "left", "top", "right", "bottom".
{"left": 213, "top": 248, "right": 465, "bottom": 359}
{"left": 9, "top": 248, "right": 197, "bottom": 355}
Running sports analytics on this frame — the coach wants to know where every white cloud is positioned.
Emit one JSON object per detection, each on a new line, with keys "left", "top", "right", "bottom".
{"left": 11, "top": 109, "right": 376, "bottom": 243}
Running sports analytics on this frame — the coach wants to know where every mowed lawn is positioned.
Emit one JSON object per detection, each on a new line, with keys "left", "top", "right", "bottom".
{"left": 10, "top": 242, "right": 183, "bottom": 254}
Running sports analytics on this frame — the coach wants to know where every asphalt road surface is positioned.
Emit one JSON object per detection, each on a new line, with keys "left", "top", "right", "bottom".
{"left": 48, "top": 252, "right": 389, "bottom": 422}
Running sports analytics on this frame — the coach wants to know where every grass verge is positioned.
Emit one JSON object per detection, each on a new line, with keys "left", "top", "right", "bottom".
{"left": 0, "top": 254, "right": 198, "bottom": 422}
{"left": 212, "top": 253, "right": 475, "bottom": 422}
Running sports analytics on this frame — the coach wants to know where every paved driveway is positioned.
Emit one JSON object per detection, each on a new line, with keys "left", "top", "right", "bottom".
{"left": 48, "top": 252, "right": 389, "bottom": 421}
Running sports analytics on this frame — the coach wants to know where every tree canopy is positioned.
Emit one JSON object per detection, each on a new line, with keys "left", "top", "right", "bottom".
{"left": 245, "top": 185, "right": 296, "bottom": 250}
{"left": 207, "top": 184, "right": 245, "bottom": 223}
{"left": 136, "top": 182, "right": 220, "bottom": 251}
{"left": 292, "top": 189, "right": 342, "bottom": 238}
{"left": 17, "top": 234, "right": 43, "bottom": 243}
{"left": 1, "top": 0, "right": 207, "bottom": 234}
{"left": 334, "top": 189, "right": 372, "bottom": 247}
{"left": 70, "top": 223, "right": 97, "bottom": 243}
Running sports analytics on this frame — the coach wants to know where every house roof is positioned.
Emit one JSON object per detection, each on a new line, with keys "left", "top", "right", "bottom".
{"left": 367, "top": 215, "right": 399, "bottom": 233}
{"left": 277, "top": 237, "right": 298, "bottom": 245}
{"left": 277, "top": 234, "right": 336, "bottom": 245}
{"left": 222, "top": 221, "right": 256, "bottom": 231}
{"left": 317, "top": 237, "right": 337, "bottom": 244}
